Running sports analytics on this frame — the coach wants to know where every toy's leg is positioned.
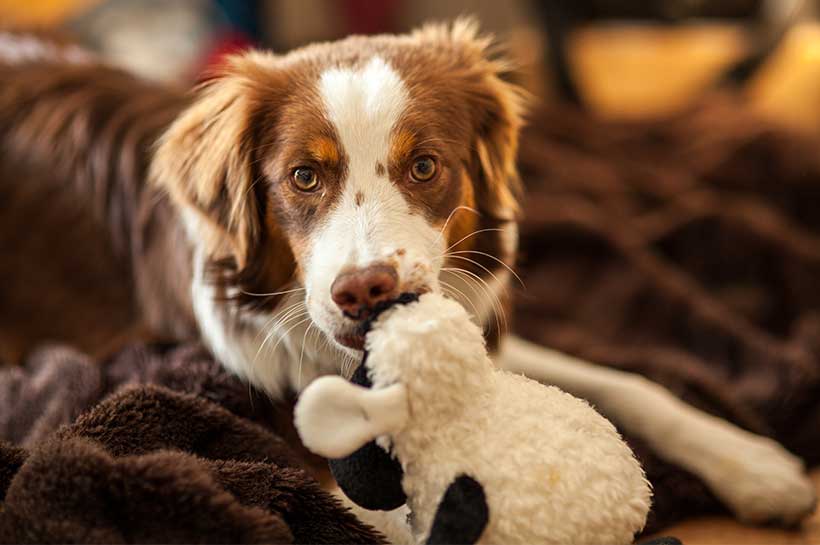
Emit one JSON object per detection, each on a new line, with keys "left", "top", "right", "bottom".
{"left": 499, "top": 336, "right": 817, "bottom": 525}
{"left": 425, "top": 474, "right": 488, "bottom": 545}
{"left": 327, "top": 361, "right": 407, "bottom": 511}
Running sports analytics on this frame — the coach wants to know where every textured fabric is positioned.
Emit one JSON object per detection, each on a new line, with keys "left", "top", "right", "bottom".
{"left": 514, "top": 94, "right": 820, "bottom": 530}
{"left": 0, "top": 343, "right": 384, "bottom": 544}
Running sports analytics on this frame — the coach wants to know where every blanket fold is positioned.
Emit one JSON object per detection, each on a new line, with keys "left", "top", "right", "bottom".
{"left": 0, "top": 346, "right": 384, "bottom": 544}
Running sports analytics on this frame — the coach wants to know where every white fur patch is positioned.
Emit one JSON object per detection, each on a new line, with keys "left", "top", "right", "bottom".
{"left": 0, "top": 32, "right": 90, "bottom": 65}
{"left": 319, "top": 57, "right": 407, "bottom": 171}
{"left": 184, "top": 213, "right": 343, "bottom": 397}
{"left": 306, "top": 57, "right": 444, "bottom": 342}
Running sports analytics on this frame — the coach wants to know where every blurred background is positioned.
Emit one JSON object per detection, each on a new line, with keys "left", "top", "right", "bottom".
{"left": 1, "top": 0, "right": 820, "bottom": 129}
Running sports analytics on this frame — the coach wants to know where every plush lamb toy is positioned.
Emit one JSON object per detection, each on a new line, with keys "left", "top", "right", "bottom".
{"left": 295, "top": 292, "right": 656, "bottom": 545}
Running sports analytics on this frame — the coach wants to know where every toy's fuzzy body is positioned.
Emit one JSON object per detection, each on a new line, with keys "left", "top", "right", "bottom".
{"left": 365, "top": 294, "right": 651, "bottom": 544}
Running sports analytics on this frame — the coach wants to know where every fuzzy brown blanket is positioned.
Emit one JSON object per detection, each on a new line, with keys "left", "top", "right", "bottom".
{"left": 0, "top": 343, "right": 384, "bottom": 544}
{"left": 514, "top": 94, "right": 820, "bottom": 530}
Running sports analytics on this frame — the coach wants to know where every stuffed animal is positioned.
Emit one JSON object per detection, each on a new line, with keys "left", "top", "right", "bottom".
{"left": 295, "top": 292, "right": 655, "bottom": 544}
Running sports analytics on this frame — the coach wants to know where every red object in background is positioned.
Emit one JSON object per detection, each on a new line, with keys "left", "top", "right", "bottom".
{"left": 340, "top": 0, "right": 401, "bottom": 35}
{"left": 196, "top": 30, "right": 255, "bottom": 81}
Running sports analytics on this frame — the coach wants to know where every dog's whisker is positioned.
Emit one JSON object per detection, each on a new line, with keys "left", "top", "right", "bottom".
{"left": 243, "top": 173, "right": 265, "bottom": 199}
{"left": 441, "top": 228, "right": 504, "bottom": 254}
{"left": 255, "top": 300, "right": 305, "bottom": 334}
{"left": 446, "top": 268, "right": 504, "bottom": 336}
{"left": 446, "top": 250, "right": 525, "bottom": 288}
{"left": 431, "top": 205, "right": 480, "bottom": 248}
{"left": 297, "top": 322, "right": 315, "bottom": 391}
{"left": 443, "top": 267, "right": 507, "bottom": 335}
{"left": 340, "top": 350, "right": 359, "bottom": 379}
{"left": 464, "top": 268, "right": 509, "bottom": 335}
{"left": 253, "top": 309, "right": 308, "bottom": 365}
{"left": 447, "top": 265, "right": 507, "bottom": 325}
{"left": 240, "top": 286, "right": 306, "bottom": 298}
{"left": 254, "top": 313, "right": 307, "bottom": 367}
{"left": 250, "top": 300, "right": 305, "bottom": 345}
{"left": 440, "top": 278, "right": 482, "bottom": 321}
{"left": 440, "top": 254, "right": 510, "bottom": 298}
{"left": 265, "top": 316, "right": 313, "bottom": 362}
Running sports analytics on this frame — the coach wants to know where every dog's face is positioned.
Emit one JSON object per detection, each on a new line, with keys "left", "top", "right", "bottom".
{"left": 154, "top": 21, "right": 523, "bottom": 355}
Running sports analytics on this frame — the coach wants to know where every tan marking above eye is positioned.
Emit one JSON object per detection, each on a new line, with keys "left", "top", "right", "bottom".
{"left": 410, "top": 156, "right": 437, "bottom": 182}
{"left": 308, "top": 137, "right": 340, "bottom": 164}
{"left": 375, "top": 162, "right": 386, "bottom": 177}
{"left": 292, "top": 167, "right": 319, "bottom": 191}
{"left": 389, "top": 130, "right": 416, "bottom": 166}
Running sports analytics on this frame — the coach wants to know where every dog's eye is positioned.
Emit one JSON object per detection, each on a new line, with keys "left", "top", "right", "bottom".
{"left": 410, "top": 156, "right": 437, "bottom": 182}
{"left": 292, "top": 167, "right": 319, "bottom": 192}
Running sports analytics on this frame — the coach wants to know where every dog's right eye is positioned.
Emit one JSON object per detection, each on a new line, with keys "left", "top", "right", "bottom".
{"left": 292, "top": 167, "right": 319, "bottom": 192}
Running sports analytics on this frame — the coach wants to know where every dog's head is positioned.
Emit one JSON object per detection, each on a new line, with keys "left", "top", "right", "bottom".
{"left": 153, "top": 20, "right": 524, "bottom": 354}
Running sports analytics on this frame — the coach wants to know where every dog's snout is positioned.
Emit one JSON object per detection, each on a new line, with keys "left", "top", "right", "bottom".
{"left": 331, "top": 264, "right": 399, "bottom": 318}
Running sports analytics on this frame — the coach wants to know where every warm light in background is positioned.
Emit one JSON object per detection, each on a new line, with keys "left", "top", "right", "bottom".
{"left": 0, "top": 0, "right": 100, "bottom": 26}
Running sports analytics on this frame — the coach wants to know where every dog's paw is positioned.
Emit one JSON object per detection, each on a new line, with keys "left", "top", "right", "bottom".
{"left": 693, "top": 418, "right": 817, "bottom": 525}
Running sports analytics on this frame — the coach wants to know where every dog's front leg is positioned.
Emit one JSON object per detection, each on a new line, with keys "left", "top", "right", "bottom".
{"left": 498, "top": 335, "right": 817, "bottom": 524}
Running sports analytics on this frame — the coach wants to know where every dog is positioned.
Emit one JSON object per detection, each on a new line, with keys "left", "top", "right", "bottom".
{"left": 0, "top": 21, "right": 815, "bottom": 528}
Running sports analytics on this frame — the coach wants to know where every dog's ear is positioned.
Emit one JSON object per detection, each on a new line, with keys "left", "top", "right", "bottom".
{"left": 469, "top": 65, "right": 525, "bottom": 223}
{"left": 420, "top": 18, "right": 526, "bottom": 222}
{"left": 151, "top": 52, "right": 284, "bottom": 270}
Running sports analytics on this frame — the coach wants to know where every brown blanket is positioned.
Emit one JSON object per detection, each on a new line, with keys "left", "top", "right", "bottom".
{"left": 0, "top": 343, "right": 384, "bottom": 544}
{"left": 514, "top": 94, "right": 820, "bottom": 529}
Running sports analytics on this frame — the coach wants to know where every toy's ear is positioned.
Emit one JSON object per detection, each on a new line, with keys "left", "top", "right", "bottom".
{"left": 294, "top": 376, "right": 408, "bottom": 459}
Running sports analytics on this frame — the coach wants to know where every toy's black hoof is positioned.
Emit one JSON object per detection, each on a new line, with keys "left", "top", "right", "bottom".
{"left": 328, "top": 362, "right": 407, "bottom": 510}
{"left": 426, "top": 474, "right": 488, "bottom": 545}
{"left": 329, "top": 440, "right": 406, "bottom": 510}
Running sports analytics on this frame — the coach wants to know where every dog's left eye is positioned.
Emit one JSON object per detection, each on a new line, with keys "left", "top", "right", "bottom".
{"left": 292, "top": 167, "right": 319, "bottom": 192}
{"left": 410, "top": 156, "right": 437, "bottom": 182}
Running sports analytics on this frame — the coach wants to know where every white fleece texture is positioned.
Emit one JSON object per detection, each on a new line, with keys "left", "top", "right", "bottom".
{"left": 303, "top": 293, "right": 652, "bottom": 544}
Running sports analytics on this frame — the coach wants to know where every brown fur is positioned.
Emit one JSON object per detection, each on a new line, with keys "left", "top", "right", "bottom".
{"left": 0, "top": 55, "right": 192, "bottom": 363}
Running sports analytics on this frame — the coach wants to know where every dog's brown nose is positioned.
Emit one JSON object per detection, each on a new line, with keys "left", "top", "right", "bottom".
{"left": 331, "top": 264, "right": 399, "bottom": 319}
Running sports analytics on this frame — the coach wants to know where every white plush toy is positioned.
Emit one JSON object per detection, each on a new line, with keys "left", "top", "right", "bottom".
{"left": 295, "top": 293, "right": 655, "bottom": 545}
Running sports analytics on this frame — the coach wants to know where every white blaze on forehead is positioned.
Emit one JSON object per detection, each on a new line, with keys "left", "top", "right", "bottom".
{"left": 319, "top": 56, "right": 408, "bottom": 169}
{"left": 306, "top": 55, "right": 442, "bottom": 327}
{"left": 312, "top": 56, "right": 430, "bottom": 267}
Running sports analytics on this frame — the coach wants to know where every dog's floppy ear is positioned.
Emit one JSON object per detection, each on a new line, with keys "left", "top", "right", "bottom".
{"left": 421, "top": 18, "right": 526, "bottom": 222}
{"left": 469, "top": 64, "right": 525, "bottom": 223}
{"left": 151, "top": 52, "right": 283, "bottom": 270}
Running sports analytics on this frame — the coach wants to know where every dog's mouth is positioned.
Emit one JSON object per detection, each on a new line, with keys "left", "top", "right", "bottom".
{"left": 332, "top": 293, "right": 421, "bottom": 350}
{"left": 333, "top": 292, "right": 422, "bottom": 350}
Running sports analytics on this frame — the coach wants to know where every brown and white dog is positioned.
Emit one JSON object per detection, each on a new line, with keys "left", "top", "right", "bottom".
{"left": 0, "top": 22, "right": 815, "bottom": 528}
